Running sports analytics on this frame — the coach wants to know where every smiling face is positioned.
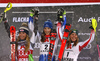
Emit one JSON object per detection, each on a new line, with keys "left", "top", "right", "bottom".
{"left": 70, "top": 33, "right": 78, "bottom": 42}
{"left": 43, "top": 27, "right": 51, "bottom": 35}
{"left": 19, "top": 32, "right": 27, "bottom": 40}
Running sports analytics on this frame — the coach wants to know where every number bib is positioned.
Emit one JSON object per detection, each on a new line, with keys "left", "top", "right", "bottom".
{"left": 40, "top": 43, "right": 50, "bottom": 55}
{"left": 63, "top": 50, "right": 75, "bottom": 61}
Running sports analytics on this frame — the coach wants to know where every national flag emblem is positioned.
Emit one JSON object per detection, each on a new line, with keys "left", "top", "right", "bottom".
{"left": 20, "top": 29, "right": 24, "bottom": 32}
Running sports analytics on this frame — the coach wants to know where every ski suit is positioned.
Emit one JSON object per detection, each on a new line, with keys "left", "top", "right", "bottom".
{"left": 57, "top": 16, "right": 95, "bottom": 61}
{"left": 28, "top": 16, "right": 59, "bottom": 61}
{"left": 4, "top": 17, "right": 37, "bottom": 61}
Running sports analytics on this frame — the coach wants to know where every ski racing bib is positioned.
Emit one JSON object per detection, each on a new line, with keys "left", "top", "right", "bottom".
{"left": 63, "top": 45, "right": 80, "bottom": 61}
{"left": 40, "top": 43, "right": 50, "bottom": 55}
{"left": 63, "top": 50, "right": 75, "bottom": 61}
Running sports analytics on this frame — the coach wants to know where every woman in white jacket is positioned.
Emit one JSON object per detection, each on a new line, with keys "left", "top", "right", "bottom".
{"left": 56, "top": 10, "right": 96, "bottom": 61}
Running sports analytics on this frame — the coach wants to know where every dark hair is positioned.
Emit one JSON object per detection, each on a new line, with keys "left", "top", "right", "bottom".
{"left": 41, "top": 31, "right": 46, "bottom": 42}
{"left": 41, "top": 30, "right": 51, "bottom": 42}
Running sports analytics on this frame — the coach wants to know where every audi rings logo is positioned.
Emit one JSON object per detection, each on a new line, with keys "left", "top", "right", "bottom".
{"left": 83, "top": 44, "right": 92, "bottom": 49}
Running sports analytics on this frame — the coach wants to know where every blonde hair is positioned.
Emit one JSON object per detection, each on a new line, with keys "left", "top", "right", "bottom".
{"left": 15, "top": 22, "right": 30, "bottom": 55}
{"left": 16, "top": 34, "right": 30, "bottom": 53}
{"left": 67, "top": 35, "right": 79, "bottom": 48}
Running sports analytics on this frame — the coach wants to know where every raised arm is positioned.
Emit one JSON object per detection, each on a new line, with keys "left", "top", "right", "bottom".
{"left": 28, "top": 8, "right": 39, "bottom": 48}
{"left": 79, "top": 19, "right": 97, "bottom": 51}
{"left": 3, "top": 18, "right": 10, "bottom": 37}
{"left": 56, "top": 8, "right": 67, "bottom": 42}
{"left": 79, "top": 29, "right": 95, "bottom": 51}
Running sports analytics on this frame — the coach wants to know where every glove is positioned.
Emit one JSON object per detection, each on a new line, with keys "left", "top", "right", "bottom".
{"left": 3, "top": 17, "right": 7, "bottom": 21}
{"left": 89, "top": 19, "right": 97, "bottom": 32}
{"left": 0, "top": 12, "right": 7, "bottom": 21}
{"left": 57, "top": 8, "right": 66, "bottom": 22}
{"left": 89, "top": 26, "right": 94, "bottom": 29}
{"left": 63, "top": 23, "right": 71, "bottom": 37}
{"left": 30, "top": 8, "right": 39, "bottom": 17}
{"left": 0, "top": 12, "right": 4, "bottom": 17}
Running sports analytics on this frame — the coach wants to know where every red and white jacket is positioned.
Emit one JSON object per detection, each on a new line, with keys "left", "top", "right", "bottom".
{"left": 17, "top": 44, "right": 33, "bottom": 61}
{"left": 4, "top": 17, "right": 37, "bottom": 61}
{"left": 57, "top": 22, "right": 95, "bottom": 61}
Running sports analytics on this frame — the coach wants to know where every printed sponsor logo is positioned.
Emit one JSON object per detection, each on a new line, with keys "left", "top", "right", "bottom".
{"left": 78, "top": 33, "right": 90, "bottom": 35}
{"left": 13, "top": 17, "right": 29, "bottom": 22}
{"left": 16, "top": 30, "right": 19, "bottom": 36}
{"left": 78, "top": 17, "right": 100, "bottom": 22}
{"left": 78, "top": 57, "right": 91, "bottom": 60}
{"left": 98, "top": 29, "right": 100, "bottom": 31}
{"left": 34, "top": 43, "right": 40, "bottom": 48}
{"left": 33, "top": 56, "right": 39, "bottom": 58}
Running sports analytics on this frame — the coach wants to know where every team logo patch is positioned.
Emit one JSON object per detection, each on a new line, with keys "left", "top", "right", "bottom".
{"left": 73, "top": 31, "right": 76, "bottom": 33}
{"left": 45, "top": 24, "right": 49, "bottom": 27}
